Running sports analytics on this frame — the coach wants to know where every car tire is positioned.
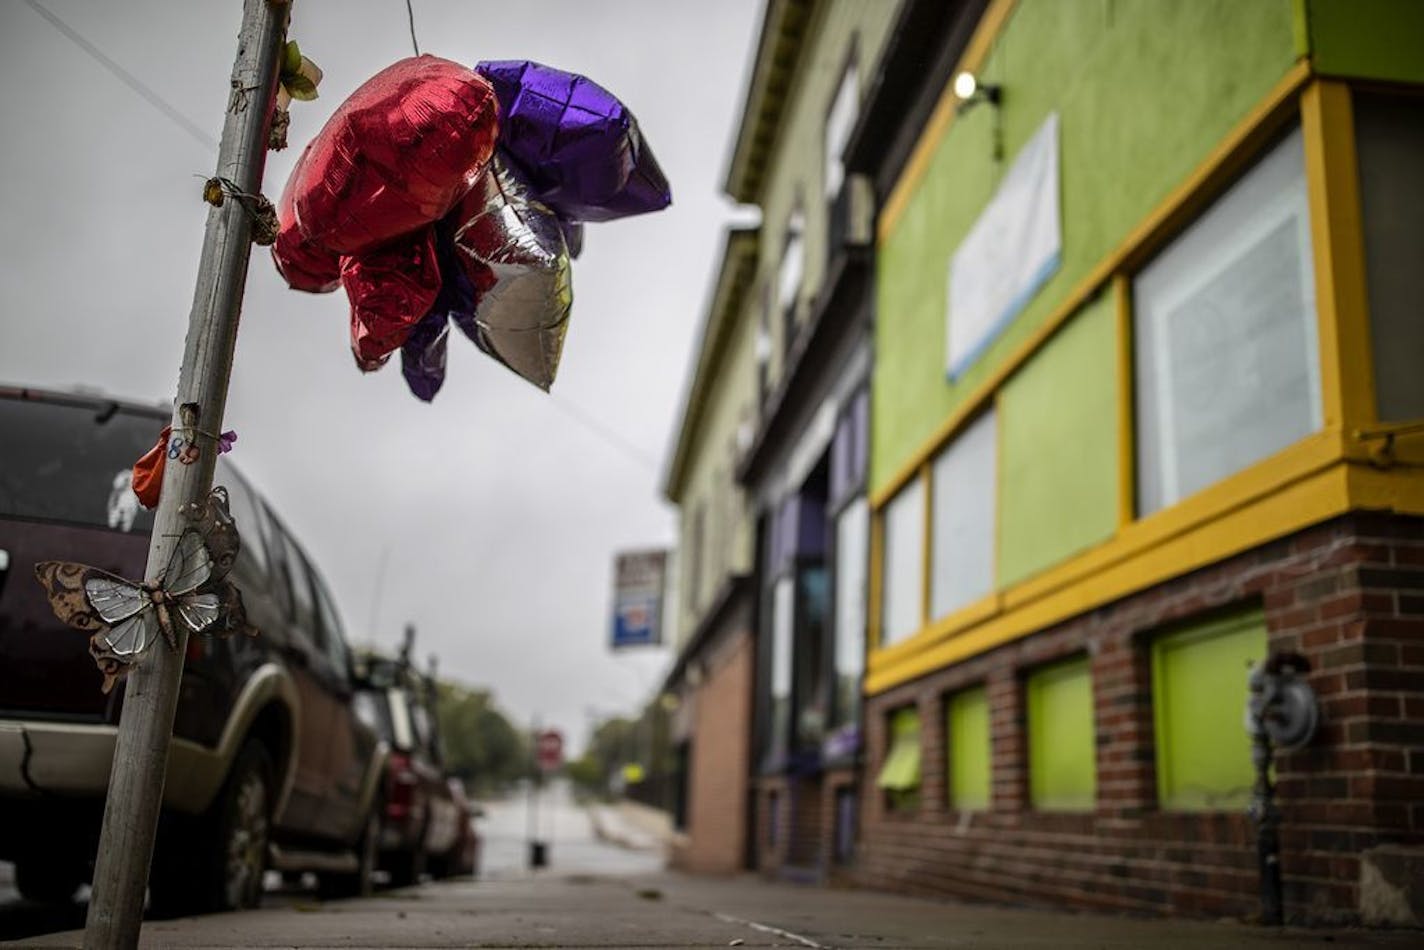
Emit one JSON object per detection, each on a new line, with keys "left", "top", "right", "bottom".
{"left": 151, "top": 740, "right": 272, "bottom": 916}
{"left": 317, "top": 806, "right": 378, "bottom": 900}
{"left": 14, "top": 856, "right": 85, "bottom": 904}
{"left": 385, "top": 833, "right": 426, "bottom": 888}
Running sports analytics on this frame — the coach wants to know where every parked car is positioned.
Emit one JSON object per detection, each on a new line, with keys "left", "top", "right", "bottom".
{"left": 353, "top": 653, "right": 473, "bottom": 884}
{"left": 443, "top": 775, "right": 482, "bottom": 879}
{"left": 0, "top": 386, "right": 388, "bottom": 913}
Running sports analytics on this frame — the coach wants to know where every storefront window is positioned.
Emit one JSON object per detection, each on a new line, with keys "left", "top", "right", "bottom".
{"left": 1135, "top": 126, "right": 1321, "bottom": 514}
{"left": 1356, "top": 93, "right": 1424, "bottom": 422}
{"left": 879, "top": 479, "right": 924, "bottom": 647}
{"left": 930, "top": 410, "right": 996, "bottom": 619}
{"left": 831, "top": 497, "right": 869, "bottom": 737}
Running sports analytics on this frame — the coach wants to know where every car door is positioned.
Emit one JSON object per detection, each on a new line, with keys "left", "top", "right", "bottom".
{"left": 262, "top": 515, "right": 334, "bottom": 834}
{"left": 308, "top": 563, "right": 372, "bottom": 840}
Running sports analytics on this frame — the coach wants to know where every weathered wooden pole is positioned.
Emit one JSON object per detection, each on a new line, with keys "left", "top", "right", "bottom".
{"left": 83, "top": 2, "right": 289, "bottom": 946}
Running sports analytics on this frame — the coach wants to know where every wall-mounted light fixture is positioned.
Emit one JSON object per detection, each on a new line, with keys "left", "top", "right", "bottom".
{"left": 953, "top": 71, "right": 1004, "bottom": 161}
{"left": 953, "top": 71, "right": 1001, "bottom": 113}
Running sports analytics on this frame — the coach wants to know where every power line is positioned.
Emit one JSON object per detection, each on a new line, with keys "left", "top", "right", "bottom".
{"left": 405, "top": 0, "right": 421, "bottom": 56}
{"left": 547, "top": 392, "right": 659, "bottom": 473}
{"left": 22, "top": 0, "right": 217, "bottom": 151}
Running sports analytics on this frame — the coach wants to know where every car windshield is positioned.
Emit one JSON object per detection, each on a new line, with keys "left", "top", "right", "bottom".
{"left": 0, "top": 395, "right": 159, "bottom": 533}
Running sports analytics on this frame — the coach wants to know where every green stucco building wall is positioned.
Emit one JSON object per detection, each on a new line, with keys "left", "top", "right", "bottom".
{"left": 873, "top": 0, "right": 1302, "bottom": 497}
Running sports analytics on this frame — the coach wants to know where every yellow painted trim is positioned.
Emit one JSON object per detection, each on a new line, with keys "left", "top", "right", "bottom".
{"left": 878, "top": 0, "right": 1020, "bottom": 240}
{"left": 1006, "top": 430, "right": 1342, "bottom": 609}
{"left": 1114, "top": 275, "right": 1135, "bottom": 528}
{"left": 868, "top": 430, "right": 1343, "bottom": 677}
{"left": 1300, "top": 80, "right": 1377, "bottom": 433}
{"left": 872, "top": 590, "right": 1004, "bottom": 675}
{"left": 1346, "top": 464, "right": 1424, "bottom": 515}
{"left": 871, "top": 60, "right": 1314, "bottom": 510}
{"left": 867, "top": 457, "right": 1355, "bottom": 694}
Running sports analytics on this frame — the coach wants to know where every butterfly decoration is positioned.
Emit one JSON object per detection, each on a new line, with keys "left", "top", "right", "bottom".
{"left": 34, "top": 488, "right": 259, "bottom": 694}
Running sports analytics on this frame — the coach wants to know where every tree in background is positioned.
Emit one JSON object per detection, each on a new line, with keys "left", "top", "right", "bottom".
{"left": 568, "top": 715, "right": 636, "bottom": 798}
{"left": 436, "top": 681, "right": 530, "bottom": 796}
{"left": 568, "top": 697, "right": 679, "bottom": 812}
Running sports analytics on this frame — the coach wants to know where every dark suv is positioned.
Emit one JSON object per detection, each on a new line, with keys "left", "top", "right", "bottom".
{"left": 0, "top": 386, "right": 387, "bottom": 913}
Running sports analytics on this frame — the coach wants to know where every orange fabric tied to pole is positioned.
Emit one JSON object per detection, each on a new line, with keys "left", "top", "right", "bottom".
{"left": 132, "top": 426, "right": 171, "bottom": 509}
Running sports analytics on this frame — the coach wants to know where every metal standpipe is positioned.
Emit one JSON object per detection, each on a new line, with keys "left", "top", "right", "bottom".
{"left": 1248, "top": 719, "right": 1284, "bottom": 926}
{"left": 1245, "top": 651, "right": 1320, "bottom": 929}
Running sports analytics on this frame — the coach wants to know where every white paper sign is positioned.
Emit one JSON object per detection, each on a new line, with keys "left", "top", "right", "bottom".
{"left": 947, "top": 112, "right": 1062, "bottom": 376}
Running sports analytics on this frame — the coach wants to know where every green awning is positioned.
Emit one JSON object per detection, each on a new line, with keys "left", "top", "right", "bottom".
{"left": 876, "top": 706, "right": 921, "bottom": 791}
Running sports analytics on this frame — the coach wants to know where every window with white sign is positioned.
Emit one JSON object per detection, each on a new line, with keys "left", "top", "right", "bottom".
{"left": 1135, "top": 125, "right": 1321, "bottom": 515}
{"left": 824, "top": 56, "right": 859, "bottom": 200}
{"left": 947, "top": 113, "right": 1061, "bottom": 377}
{"left": 930, "top": 409, "right": 997, "bottom": 619}
{"left": 879, "top": 478, "right": 924, "bottom": 647}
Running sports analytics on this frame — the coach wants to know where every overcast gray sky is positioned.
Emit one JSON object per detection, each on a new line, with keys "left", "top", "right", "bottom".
{"left": 0, "top": 0, "right": 761, "bottom": 751}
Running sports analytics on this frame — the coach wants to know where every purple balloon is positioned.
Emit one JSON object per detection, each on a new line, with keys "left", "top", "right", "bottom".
{"left": 399, "top": 309, "right": 450, "bottom": 402}
{"left": 475, "top": 60, "right": 672, "bottom": 223}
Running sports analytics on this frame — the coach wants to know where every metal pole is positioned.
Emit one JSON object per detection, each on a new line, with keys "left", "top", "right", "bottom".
{"left": 84, "top": 2, "right": 288, "bottom": 946}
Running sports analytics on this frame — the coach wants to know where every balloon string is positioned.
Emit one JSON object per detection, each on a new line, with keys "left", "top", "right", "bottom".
{"left": 405, "top": 0, "right": 421, "bottom": 56}
{"left": 174, "top": 425, "right": 238, "bottom": 454}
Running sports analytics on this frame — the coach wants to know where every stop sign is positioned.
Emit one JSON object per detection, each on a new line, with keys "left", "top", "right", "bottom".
{"left": 536, "top": 729, "right": 563, "bottom": 772}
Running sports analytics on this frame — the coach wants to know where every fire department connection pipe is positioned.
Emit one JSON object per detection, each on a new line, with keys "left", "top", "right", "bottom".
{"left": 1245, "top": 651, "right": 1319, "bottom": 926}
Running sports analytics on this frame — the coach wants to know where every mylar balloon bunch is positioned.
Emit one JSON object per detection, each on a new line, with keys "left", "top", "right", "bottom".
{"left": 272, "top": 56, "right": 671, "bottom": 398}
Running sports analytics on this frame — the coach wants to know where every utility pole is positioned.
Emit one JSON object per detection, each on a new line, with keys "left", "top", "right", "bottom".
{"left": 83, "top": 2, "right": 289, "bottom": 947}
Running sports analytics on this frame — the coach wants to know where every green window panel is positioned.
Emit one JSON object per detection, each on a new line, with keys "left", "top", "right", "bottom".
{"left": 876, "top": 706, "right": 921, "bottom": 792}
{"left": 946, "top": 686, "right": 991, "bottom": 811}
{"left": 1027, "top": 657, "right": 1096, "bottom": 811}
{"left": 1152, "top": 608, "right": 1267, "bottom": 811}
{"left": 997, "top": 293, "right": 1118, "bottom": 588}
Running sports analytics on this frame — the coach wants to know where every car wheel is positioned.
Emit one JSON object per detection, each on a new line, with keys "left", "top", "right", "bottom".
{"left": 151, "top": 740, "right": 272, "bottom": 916}
{"left": 14, "top": 856, "right": 85, "bottom": 904}
{"left": 218, "top": 742, "right": 273, "bottom": 910}
{"left": 318, "top": 807, "right": 378, "bottom": 900}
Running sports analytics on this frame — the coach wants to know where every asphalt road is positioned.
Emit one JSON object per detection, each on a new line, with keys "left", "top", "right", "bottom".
{"left": 0, "top": 784, "right": 658, "bottom": 944}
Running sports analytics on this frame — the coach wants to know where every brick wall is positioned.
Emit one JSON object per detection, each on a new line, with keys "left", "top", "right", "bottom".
{"left": 855, "top": 512, "right": 1424, "bottom": 924}
{"left": 753, "top": 776, "right": 789, "bottom": 873}
{"left": 671, "top": 626, "right": 754, "bottom": 874}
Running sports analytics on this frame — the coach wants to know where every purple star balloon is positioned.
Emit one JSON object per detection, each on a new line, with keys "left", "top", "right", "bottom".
{"left": 475, "top": 60, "right": 672, "bottom": 223}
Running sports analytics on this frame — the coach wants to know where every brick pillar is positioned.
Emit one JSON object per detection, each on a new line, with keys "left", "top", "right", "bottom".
{"left": 988, "top": 667, "right": 1024, "bottom": 814}
{"left": 1093, "top": 634, "right": 1156, "bottom": 819}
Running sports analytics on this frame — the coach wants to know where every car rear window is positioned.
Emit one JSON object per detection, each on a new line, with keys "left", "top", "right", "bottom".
{"left": 353, "top": 690, "right": 395, "bottom": 743}
{"left": 0, "top": 396, "right": 160, "bottom": 533}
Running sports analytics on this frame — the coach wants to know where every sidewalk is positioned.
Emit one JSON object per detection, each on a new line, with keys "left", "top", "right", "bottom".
{"left": 586, "top": 798, "right": 674, "bottom": 854}
{"left": 7, "top": 871, "right": 1418, "bottom": 949}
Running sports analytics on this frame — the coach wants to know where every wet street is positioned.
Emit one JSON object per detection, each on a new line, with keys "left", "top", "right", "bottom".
{"left": 0, "top": 782, "right": 660, "bottom": 945}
